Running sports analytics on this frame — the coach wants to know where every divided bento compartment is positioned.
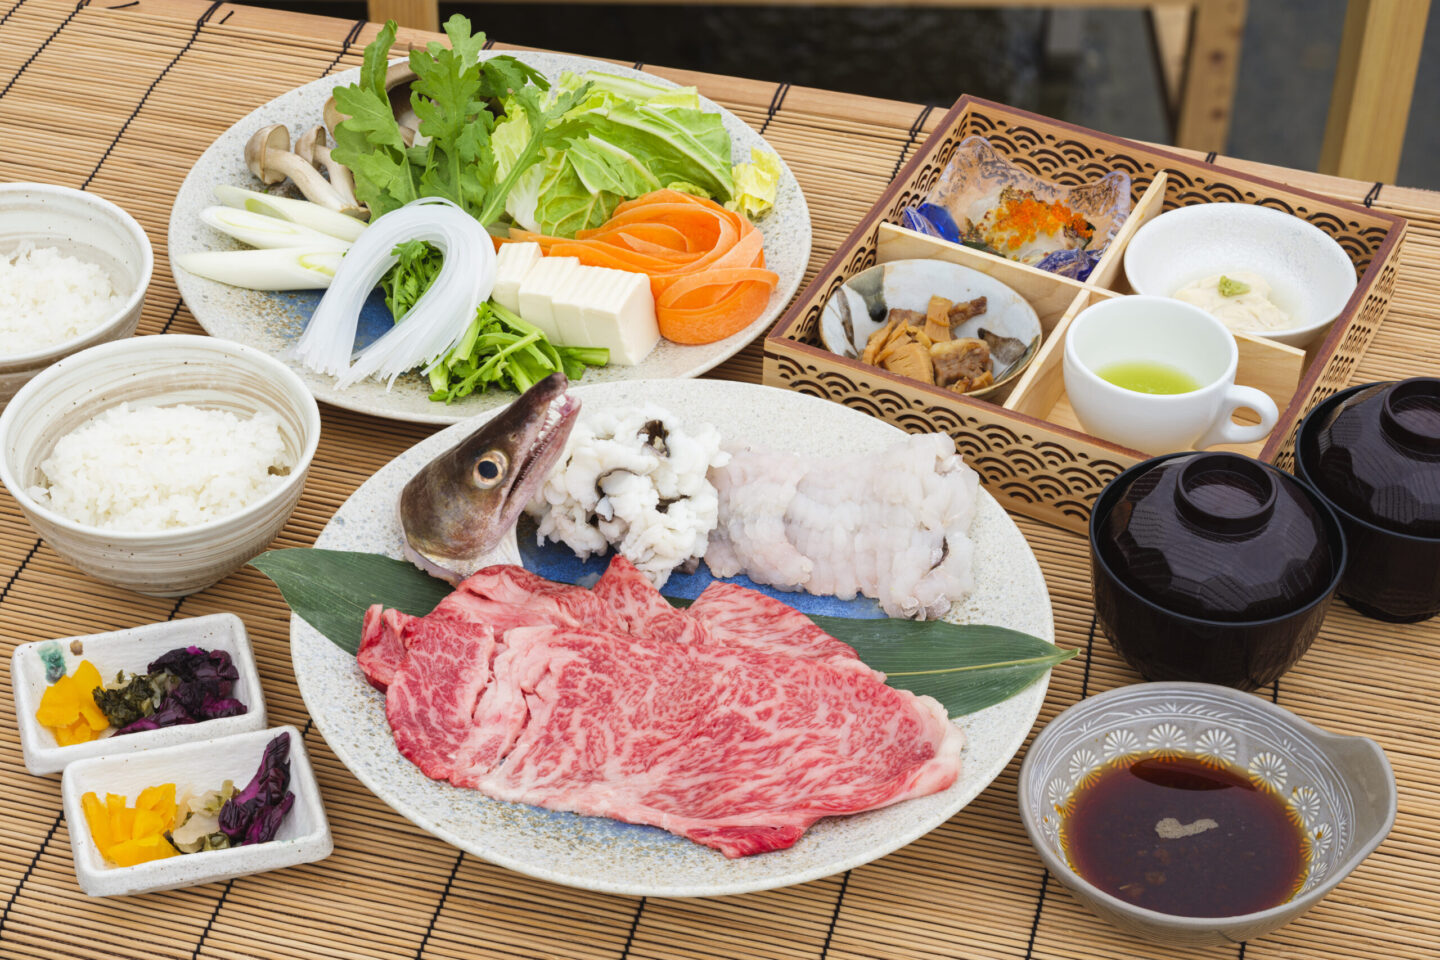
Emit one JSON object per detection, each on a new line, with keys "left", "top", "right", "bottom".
{"left": 764, "top": 96, "right": 1406, "bottom": 533}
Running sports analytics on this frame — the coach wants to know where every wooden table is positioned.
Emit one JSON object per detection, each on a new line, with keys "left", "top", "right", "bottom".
{"left": 1, "top": 2, "right": 1438, "bottom": 958}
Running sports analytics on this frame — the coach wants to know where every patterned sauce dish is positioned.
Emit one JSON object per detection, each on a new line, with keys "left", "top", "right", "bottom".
{"left": 1296, "top": 377, "right": 1440, "bottom": 622}
{"left": 1018, "top": 682, "right": 1397, "bottom": 946}
{"left": 1090, "top": 451, "right": 1345, "bottom": 691}
{"left": 0, "top": 183, "right": 154, "bottom": 407}
{"left": 1122, "top": 202, "right": 1358, "bottom": 349}
{"left": 0, "top": 335, "right": 321, "bottom": 597}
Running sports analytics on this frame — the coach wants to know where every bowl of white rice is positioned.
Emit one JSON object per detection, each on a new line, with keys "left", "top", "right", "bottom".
{"left": 0, "top": 183, "right": 153, "bottom": 407}
{"left": 0, "top": 335, "right": 321, "bottom": 597}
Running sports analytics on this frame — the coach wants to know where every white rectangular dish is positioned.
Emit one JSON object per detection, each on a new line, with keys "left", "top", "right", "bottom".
{"left": 12, "top": 613, "right": 266, "bottom": 775}
{"left": 61, "top": 724, "right": 332, "bottom": 897}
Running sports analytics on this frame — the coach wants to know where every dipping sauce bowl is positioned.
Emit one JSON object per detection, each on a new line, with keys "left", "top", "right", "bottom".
{"left": 1018, "top": 682, "right": 1396, "bottom": 946}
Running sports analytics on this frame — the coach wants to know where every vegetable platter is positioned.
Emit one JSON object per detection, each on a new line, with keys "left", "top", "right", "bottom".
{"left": 170, "top": 20, "right": 811, "bottom": 425}
{"left": 270, "top": 379, "right": 1057, "bottom": 897}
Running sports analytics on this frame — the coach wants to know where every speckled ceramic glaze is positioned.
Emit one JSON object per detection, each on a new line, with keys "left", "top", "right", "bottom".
{"left": 62, "top": 725, "right": 332, "bottom": 897}
{"left": 291, "top": 379, "right": 1055, "bottom": 896}
{"left": 0, "top": 184, "right": 153, "bottom": 407}
{"left": 0, "top": 335, "right": 322, "bottom": 597}
{"left": 13, "top": 613, "right": 266, "bottom": 775}
{"left": 169, "top": 54, "right": 812, "bottom": 426}
{"left": 1019, "top": 682, "right": 1396, "bottom": 946}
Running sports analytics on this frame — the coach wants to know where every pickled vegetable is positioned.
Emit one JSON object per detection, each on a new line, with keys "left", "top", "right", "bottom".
{"left": 36, "top": 660, "right": 107, "bottom": 745}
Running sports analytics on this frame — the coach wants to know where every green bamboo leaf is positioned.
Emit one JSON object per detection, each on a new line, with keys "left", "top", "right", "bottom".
{"left": 251, "top": 549, "right": 451, "bottom": 655}
{"left": 251, "top": 548, "right": 1072, "bottom": 716}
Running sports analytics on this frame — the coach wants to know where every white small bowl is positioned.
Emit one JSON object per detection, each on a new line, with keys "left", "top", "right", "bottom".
{"left": 62, "top": 725, "right": 332, "bottom": 897}
{"left": 1123, "top": 203, "right": 1358, "bottom": 348}
{"left": 0, "top": 184, "right": 153, "bottom": 406}
{"left": 12, "top": 613, "right": 266, "bottom": 775}
{"left": 0, "top": 334, "right": 322, "bottom": 597}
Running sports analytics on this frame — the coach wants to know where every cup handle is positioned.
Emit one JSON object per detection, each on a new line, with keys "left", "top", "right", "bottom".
{"left": 1195, "top": 385, "right": 1280, "bottom": 449}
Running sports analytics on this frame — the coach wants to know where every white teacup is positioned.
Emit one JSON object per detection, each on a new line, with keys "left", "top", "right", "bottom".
{"left": 1063, "top": 296, "right": 1280, "bottom": 454}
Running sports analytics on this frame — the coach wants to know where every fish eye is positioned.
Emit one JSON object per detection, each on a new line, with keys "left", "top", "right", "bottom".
{"left": 474, "top": 452, "right": 507, "bottom": 489}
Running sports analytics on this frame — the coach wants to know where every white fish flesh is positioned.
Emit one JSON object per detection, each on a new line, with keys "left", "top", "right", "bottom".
{"left": 707, "top": 434, "right": 979, "bottom": 619}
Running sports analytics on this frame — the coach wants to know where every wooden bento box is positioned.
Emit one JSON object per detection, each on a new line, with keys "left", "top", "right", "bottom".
{"left": 763, "top": 96, "right": 1406, "bottom": 533}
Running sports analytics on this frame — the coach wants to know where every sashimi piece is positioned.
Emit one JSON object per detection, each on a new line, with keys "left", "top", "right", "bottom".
{"left": 592, "top": 554, "right": 709, "bottom": 644}
{"left": 385, "top": 620, "right": 498, "bottom": 782}
{"left": 688, "top": 581, "right": 862, "bottom": 666}
{"left": 465, "top": 625, "right": 963, "bottom": 858}
{"left": 357, "top": 605, "right": 419, "bottom": 692}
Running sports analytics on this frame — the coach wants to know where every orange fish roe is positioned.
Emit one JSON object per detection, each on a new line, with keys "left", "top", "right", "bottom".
{"left": 984, "top": 191, "right": 1094, "bottom": 251}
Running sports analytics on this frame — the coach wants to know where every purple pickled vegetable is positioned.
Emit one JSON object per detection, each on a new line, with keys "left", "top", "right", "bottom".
{"left": 116, "top": 698, "right": 198, "bottom": 735}
{"left": 148, "top": 646, "right": 240, "bottom": 699}
{"left": 201, "top": 695, "right": 248, "bottom": 719}
{"left": 245, "top": 792, "right": 295, "bottom": 846}
{"left": 219, "top": 733, "right": 294, "bottom": 845}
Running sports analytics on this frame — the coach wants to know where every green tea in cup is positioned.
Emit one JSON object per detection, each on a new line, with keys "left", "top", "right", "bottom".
{"left": 1097, "top": 360, "right": 1201, "bottom": 395}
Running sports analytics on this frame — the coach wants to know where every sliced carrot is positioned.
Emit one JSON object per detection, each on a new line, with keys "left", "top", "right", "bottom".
{"left": 513, "top": 190, "right": 776, "bottom": 345}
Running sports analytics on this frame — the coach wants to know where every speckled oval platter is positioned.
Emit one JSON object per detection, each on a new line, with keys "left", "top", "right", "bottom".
{"left": 170, "top": 54, "right": 812, "bottom": 426}
{"left": 291, "top": 380, "right": 1055, "bottom": 896}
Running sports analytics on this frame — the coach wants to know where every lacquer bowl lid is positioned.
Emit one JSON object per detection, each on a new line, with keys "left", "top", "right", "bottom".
{"left": 1309, "top": 377, "right": 1440, "bottom": 537}
{"left": 1096, "top": 452, "right": 1336, "bottom": 622}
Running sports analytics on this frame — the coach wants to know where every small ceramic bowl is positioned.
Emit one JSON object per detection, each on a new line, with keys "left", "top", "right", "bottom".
{"left": 1018, "top": 682, "right": 1397, "bottom": 946}
{"left": 0, "top": 335, "right": 321, "bottom": 597}
{"left": 62, "top": 725, "right": 332, "bottom": 897}
{"left": 819, "top": 258, "right": 1042, "bottom": 399}
{"left": 0, "top": 184, "right": 153, "bottom": 407}
{"left": 1090, "top": 452, "right": 1346, "bottom": 690}
{"left": 1123, "top": 203, "right": 1357, "bottom": 348}
{"left": 1296, "top": 378, "right": 1440, "bottom": 622}
{"left": 12, "top": 613, "right": 266, "bottom": 775}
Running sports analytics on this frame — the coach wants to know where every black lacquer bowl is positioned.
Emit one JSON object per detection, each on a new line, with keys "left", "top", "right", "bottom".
{"left": 1090, "top": 452, "right": 1346, "bottom": 690}
{"left": 1297, "top": 377, "right": 1440, "bottom": 622}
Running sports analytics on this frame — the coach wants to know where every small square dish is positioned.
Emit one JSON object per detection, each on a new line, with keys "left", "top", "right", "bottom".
{"left": 61, "top": 725, "right": 332, "bottom": 897}
{"left": 12, "top": 613, "right": 266, "bottom": 775}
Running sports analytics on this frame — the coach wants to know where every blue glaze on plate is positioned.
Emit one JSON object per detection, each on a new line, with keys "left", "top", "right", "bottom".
{"left": 274, "top": 288, "right": 394, "bottom": 349}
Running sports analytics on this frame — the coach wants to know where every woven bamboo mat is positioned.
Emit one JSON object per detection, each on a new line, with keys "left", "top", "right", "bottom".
{"left": 0, "top": 1, "right": 1436, "bottom": 957}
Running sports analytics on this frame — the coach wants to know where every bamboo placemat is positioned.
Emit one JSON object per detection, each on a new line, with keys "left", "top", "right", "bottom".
{"left": 0, "top": 1, "right": 1436, "bottom": 957}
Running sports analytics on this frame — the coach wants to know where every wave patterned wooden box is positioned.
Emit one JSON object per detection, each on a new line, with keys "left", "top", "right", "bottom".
{"left": 763, "top": 96, "right": 1406, "bottom": 533}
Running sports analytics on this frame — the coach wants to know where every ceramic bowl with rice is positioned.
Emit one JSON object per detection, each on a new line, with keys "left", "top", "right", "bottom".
{"left": 0, "top": 335, "right": 321, "bottom": 597}
{"left": 0, "top": 183, "right": 154, "bottom": 406}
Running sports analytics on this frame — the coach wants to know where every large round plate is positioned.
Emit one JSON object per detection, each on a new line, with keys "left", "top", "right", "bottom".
{"left": 170, "top": 54, "right": 812, "bottom": 425}
{"left": 291, "top": 380, "right": 1055, "bottom": 896}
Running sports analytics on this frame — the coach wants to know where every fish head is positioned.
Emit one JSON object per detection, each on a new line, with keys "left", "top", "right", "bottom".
{"left": 400, "top": 373, "right": 579, "bottom": 581}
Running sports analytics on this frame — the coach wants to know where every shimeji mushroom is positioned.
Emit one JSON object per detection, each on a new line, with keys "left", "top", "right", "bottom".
{"left": 297, "top": 126, "right": 367, "bottom": 221}
{"left": 245, "top": 125, "right": 364, "bottom": 219}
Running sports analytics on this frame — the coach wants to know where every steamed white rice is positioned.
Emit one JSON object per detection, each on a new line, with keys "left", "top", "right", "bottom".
{"left": 31, "top": 403, "right": 292, "bottom": 531}
{"left": 0, "top": 242, "right": 124, "bottom": 355}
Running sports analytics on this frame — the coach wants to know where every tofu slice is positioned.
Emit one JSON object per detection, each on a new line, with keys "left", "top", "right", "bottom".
{"left": 550, "top": 267, "right": 600, "bottom": 347}
{"left": 492, "top": 242, "right": 543, "bottom": 314}
{"left": 580, "top": 268, "right": 660, "bottom": 365}
{"left": 516, "top": 256, "right": 580, "bottom": 341}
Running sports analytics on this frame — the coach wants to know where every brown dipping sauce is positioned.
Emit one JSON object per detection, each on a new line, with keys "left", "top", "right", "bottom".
{"left": 1061, "top": 753, "right": 1307, "bottom": 917}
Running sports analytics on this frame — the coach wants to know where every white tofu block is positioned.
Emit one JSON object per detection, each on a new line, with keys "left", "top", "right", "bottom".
{"left": 516, "top": 256, "right": 579, "bottom": 341}
{"left": 492, "top": 242, "right": 543, "bottom": 314}
{"left": 550, "top": 267, "right": 600, "bottom": 347}
{"left": 581, "top": 268, "right": 660, "bottom": 365}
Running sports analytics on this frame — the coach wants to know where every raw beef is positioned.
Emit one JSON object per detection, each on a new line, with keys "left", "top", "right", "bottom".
{"left": 367, "top": 559, "right": 965, "bottom": 857}
{"left": 688, "top": 580, "right": 861, "bottom": 665}
{"left": 357, "top": 605, "right": 419, "bottom": 692}
{"left": 455, "top": 623, "right": 963, "bottom": 857}
{"left": 593, "top": 554, "right": 710, "bottom": 644}
{"left": 385, "top": 618, "right": 497, "bottom": 782}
